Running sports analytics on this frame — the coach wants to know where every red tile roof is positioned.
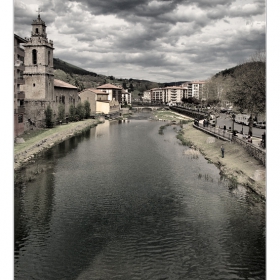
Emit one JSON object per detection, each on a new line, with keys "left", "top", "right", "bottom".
{"left": 54, "top": 79, "right": 77, "bottom": 89}
{"left": 80, "top": 88, "right": 109, "bottom": 94}
{"left": 97, "top": 83, "right": 122, "bottom": 89}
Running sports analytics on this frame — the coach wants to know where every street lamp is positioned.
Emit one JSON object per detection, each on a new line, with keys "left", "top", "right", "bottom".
{"left": 232, "top": 114, "right": 236, "bottom": 136}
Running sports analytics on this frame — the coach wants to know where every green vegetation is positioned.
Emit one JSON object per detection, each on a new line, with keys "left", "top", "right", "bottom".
{"left": 53, "top": 58, "right": 164, "bottom": 97}
{"left": 76, "top": 102, "right": 85, "bottom": 120}
{"left": 44, "top": 105, "right": 54, "bottom": 128}
{"left": 14, "top": 120, "right": 99, "bottom": 155}
{"left": 84, "top": 100, "right": 91, "bottom": 119}
{"left": 176, "top": 131, "right": 192, "bottom": 146}
{"left": 57, "top": 104, "right": 65, "bottom": 122}
{"left": 69, "top": 104, "right": 76, "bottom": 122}
{"left": 159, "top": 124, "right": 168, "bottom": 135}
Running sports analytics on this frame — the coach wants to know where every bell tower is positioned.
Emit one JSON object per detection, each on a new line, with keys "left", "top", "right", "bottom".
{"left": 22, "top": 10, "right": 55, "bottom": 101}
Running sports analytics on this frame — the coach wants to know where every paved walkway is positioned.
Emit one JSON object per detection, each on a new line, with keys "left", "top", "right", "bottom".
{"left": 198, "top": 119, "right": 265, "bottom": 151}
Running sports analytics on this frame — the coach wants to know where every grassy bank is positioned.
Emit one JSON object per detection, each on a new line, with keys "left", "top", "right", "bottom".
{"left": 180, "top": 124, "right": 266, "bottom": 201}
{"left": 14, "top": 119, "right": 101, "bottom": 170}
{"left": 154, "top": 110, "right": 266, "bottom": 201}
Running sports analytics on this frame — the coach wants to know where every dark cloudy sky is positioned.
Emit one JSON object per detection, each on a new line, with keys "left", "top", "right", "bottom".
{"left": 14, "top": 0, "right": 266, "bottom": 82}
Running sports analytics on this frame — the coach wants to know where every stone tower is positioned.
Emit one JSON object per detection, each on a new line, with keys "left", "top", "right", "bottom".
{"left": 22, "top": 14, "right": 55, "bottom": 101}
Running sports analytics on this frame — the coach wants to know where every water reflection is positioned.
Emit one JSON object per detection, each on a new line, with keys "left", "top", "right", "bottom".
{"left": 14, "top": 115, "right": 265, "bottom": 280}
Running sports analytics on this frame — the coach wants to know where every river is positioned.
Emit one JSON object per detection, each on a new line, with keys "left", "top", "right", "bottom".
{"left": 14, "top": 113, "right": 265, "bottom": 280}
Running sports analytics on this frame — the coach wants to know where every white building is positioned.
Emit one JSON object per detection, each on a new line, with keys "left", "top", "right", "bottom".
{"left": 143, "top": 90, "right": 151, "bottom": 102}
{"left": 163, "top": 86, "right": 187, "bottom": 104}
{"left": 121, "top": 89, "right": 131, "bottom": 105}
{"left": 181, "top": 81, "right": 205, "bottom": 99}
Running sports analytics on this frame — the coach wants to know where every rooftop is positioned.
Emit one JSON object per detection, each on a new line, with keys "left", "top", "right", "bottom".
{"left": 54, "top": 79, "right": 77, "bottom": 89}
{"left": 97, "top": 83, "right": 122, "bottom": 89}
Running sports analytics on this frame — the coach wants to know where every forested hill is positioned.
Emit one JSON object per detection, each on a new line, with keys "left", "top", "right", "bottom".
{"left": 53, "top": 57, "right": 165, "bottom": 99}
{"left": 53, "top": 58, "right": 97, "bottom": 76}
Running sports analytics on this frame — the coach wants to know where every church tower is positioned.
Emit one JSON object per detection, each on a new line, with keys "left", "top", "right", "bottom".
{"left": 22, "top": 12, "right": 55, "bottom": 101}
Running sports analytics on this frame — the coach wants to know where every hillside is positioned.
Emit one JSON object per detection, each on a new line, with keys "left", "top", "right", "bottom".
{"left": 53, "top": 58, "right": 164, "bottom": 100}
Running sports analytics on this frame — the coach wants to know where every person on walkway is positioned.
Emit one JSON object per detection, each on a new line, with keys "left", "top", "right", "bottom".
{"left": 262, "top": 131, "right": 266, "bottom": 148}
{"left": 247, "top": 135, "right": 252, "bottom": 143}
{"left": 221, "top": 145, "right": 225, "bottom": 158}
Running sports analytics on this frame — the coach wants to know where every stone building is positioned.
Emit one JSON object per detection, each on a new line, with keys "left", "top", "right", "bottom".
{"left": 20, "top": 13, "right": 79, "bottom": 130}
{"left": 79, "top": 88, "right": 120, "bottom": 115}
{"left": 14, "top": 34, "right": 27, "bottom": 137}
{"left": 96, "top": 83, "right": 122, "bottom": 102}
{"left": 54, "top": 79, "right": 79, "bottom": 115}
{"left": 22, "top": 14, "right": 54, "bottom": 101}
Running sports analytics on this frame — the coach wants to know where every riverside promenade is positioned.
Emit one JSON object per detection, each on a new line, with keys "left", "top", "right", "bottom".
{"left": 193, "top": 119, "right": 266, "bottom": 167}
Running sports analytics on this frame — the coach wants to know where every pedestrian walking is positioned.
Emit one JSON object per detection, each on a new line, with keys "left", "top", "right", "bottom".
{"left": 221, "top": 145, "right": 224, "bottom": 158}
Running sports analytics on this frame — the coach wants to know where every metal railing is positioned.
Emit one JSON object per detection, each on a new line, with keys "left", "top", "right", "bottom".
{"left": 193, "top": 122, "right": 266, "bottom": 166}
{"left": 193, "top": 123, "right": 233, "bottom": 141}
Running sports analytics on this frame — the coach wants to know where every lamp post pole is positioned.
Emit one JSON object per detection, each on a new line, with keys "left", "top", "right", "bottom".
{"left": 232, "top": 114, "right": 235, "bottom": 136}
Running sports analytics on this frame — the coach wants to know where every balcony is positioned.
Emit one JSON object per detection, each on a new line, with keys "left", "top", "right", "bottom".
{"left": 17, "top": 91, "right": 25, "bottom": 99}
{"left": 16, "top": 47, "right": 25, "bottom": 57}
{"left": 18, "top": 106, "right": 25, "bottom": 114}
{"left": 16, "top": 78, "right": 25, "bottom": 85}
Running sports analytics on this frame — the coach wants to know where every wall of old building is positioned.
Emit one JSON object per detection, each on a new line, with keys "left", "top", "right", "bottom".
{"left": 54, "top": 87, "right": 79, "bottom": 115}
{"left": 79, "top": 90, "right": 97, "bottom": 114}
{"left": 23, "top": 99, "right": 55, "bottom": 129}
{"left": 23, "top": 74, "right": 54, "bottom": 100}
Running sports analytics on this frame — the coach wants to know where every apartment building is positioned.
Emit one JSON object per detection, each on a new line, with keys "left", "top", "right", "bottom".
{"left": 14, "top": 34, "right": 27, "bottom": 137}
{"left": 181, "top": 81, "right": 205, "bottom": 99}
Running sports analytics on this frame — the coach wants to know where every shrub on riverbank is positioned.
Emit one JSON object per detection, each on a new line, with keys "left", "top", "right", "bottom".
{"left": 44, "top": 105, "right": 54, "bottom": 128}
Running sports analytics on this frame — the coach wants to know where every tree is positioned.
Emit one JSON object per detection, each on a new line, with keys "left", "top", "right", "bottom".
{"left": 84, "top": 100, "right": 91, "bottom": 119}
{"left": 76, "top": 102, "right": 85, "bottom": 120}
{"left": 57, "top": 104, "right": 65, "bottom": 123}
{"left": 122, "top": 82, "right": 127, "bottom": 89}
{"left": 44, "top": 105, "right": 53, "bottom": 128}
{"left": 129, "top": 83, "right": 134, "bottom": 92}
{"left": 69, "top": 104, "right": 76, "bottom": 122}
{"left": 225, "top": 51, "right": 266, "bottom": 135}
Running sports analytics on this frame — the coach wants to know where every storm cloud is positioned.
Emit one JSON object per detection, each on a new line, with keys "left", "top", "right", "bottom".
{"left": 14, "top": 0, "right": 266, "bottom": 82}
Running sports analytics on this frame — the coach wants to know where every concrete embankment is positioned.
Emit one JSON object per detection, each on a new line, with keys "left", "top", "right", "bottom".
{"left": 14, "top": 119, "right": 101, "bottom": 171}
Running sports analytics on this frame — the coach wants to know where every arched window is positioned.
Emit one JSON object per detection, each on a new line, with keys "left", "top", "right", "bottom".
{"left": 32, "top": 49, "right": 37, "bottom": 64}
{"left": 48, "top": 51, "right": 51, "bottom": 65}
{"left": 36, "top": 28, "right": 39, "bottom": 34}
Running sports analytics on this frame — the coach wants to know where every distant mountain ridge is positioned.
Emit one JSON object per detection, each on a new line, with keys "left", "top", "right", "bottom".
{"left": 53, "top": 58, "right": 98, "bottom": 76}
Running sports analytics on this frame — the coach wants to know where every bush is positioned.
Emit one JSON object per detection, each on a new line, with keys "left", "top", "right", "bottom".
{"left": 76, "top": 102, "right": 85, "bottom": 120}
{"left": 44, "top": 105, "right": 53, "bottom": 128}
{"left": 69, "top": 104, "right": 76, "bottom": 122}
{"left": 57, "top": 104, "right": 65, "bottom": 123}
{"left": 84, "top": 100, "right": 91, "bottom": 119}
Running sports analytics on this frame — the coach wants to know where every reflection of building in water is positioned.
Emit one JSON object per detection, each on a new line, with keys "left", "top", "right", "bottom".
{"left": 92, "top": 120, "right": 110, "bottom": 138}
{"left": 14, "top": 161, "right": 56, "bottom": 252}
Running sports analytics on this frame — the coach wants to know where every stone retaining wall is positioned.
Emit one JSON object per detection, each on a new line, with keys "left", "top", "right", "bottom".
{"left": 232, "top": 136, "right": 266, "bottom": 166}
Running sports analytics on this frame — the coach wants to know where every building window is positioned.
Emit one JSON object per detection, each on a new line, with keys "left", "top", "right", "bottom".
{"left": 48, "top": 51, "right": 51, "bottom": 65}
{"left": 18, "top": 114, "right": 23, "bottom": 123}
{"left": 33, "top": 83, "right": 35, "bottom": 87}
{"left": 32, "top": 49, "right": 37, "bottom": 64}
{"left": 36, "top": 28, "right": 39, "bottom": 34}
{"left": 59, "top": 95, "right": 65, "bottom": 104}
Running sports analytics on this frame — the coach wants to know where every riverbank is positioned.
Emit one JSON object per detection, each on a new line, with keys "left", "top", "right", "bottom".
{"left": 180, "top": 124, "right": 266, "bottom": 201}
{"left": 153, "top": 110, "right": 266, "bottom": 202}
{"left": 14, "top": 119, "right": 102, "bottom": 171}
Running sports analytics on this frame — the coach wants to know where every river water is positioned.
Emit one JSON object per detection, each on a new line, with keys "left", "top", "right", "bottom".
{"left": 14, "top": 113, "right": 265, "bottom": 280}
